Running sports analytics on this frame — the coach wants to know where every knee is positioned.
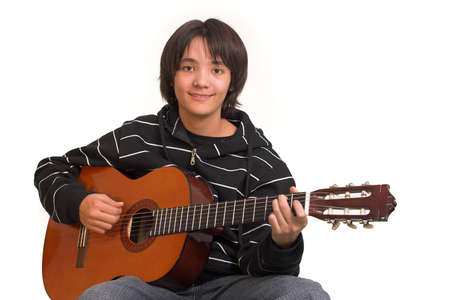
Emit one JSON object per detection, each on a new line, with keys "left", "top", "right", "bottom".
{"left": 77, "top": 281, "right": 120, "bottom": 300}
{"left": 291, "top": 277, "right": 330, "bottom": 300}
{"left": 274, "top": 276, "right": 330, "bottom": 300}
{"left": 77, "top": 276, "right": 142, "bottom": 300}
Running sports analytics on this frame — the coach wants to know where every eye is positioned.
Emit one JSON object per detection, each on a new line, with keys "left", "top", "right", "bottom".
{"left": 182, "top": 65, "right": 194, "bottom": 71}
{"left": 213, "top": 68, "right": 224, "bottom": 74}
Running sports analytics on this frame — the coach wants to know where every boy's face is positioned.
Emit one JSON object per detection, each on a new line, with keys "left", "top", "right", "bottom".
{"left": 173, "top": 37, "right": 231, "bottom": 122}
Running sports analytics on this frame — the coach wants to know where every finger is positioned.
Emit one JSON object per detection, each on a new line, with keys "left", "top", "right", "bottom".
{"left": 98, "top": 194, "right": 124, "bottom": 207}
{"left": 293, "top": 200, "right": 308, "bottom": 230}
{"left": 293, "top": 200, "right": 306, "bottom": 218}
{"left": 268, "top": 213, "right": 280, "bottom": 233}
{"left": 95, "top": 210, "right": 121, "bottom": 225}
{"left": 96, "top": 199, "right": 122, "bottom": 216}
{"left": 89, "top": 217, "right": 115, "bottom": 230}
{"left": 290, "top": 186, "right": 299, "bottom": 193}
{"left": 80, "top": 215, "right": 112, "bottom": 234}
{"left": 277, "top": 194, "right": 295, "bottom": 223}
{"left": 272, "top": 198, "right": 288, "bottom": 228}
{"left": 86, "top": 224, "right": 107, "bottom": 234}
{"left": 289, "top": 187, "right": 305, "bottom": 217}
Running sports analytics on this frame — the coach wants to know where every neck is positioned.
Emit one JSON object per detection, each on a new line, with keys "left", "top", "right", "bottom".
{"left": 179, "top": 109, "right": 235, "bottom": 137}
{"left": 149, "top": 193, "right": 307, "bottom": 237}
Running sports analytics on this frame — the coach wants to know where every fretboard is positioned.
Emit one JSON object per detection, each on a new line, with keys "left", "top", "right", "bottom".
{"left": 148, "top": 193, "right": 307, "bottom": 237}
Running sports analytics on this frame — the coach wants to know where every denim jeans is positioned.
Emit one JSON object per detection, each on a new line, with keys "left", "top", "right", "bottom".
{"left": 78, "top": 274, "right": 330, "bottom": 300}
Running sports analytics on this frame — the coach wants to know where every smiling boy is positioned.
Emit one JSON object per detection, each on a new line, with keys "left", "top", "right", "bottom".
{"left": 35, "top": 18, "right": 330, "bottom": 300}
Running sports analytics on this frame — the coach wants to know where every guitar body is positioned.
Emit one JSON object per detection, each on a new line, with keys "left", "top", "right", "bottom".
{"left": 42, "top": 166, "right": 214, "bottom": 300}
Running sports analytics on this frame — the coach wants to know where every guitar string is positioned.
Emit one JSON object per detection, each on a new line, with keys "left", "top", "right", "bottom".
{"left": 95, "top": 202, "right": 325, "bottom": 228}
{"left": 110, "top": 200, "right": 306, "bottom": 226}
{"left": 113, "top": 192, "right": 335, "bottom": 218}
{"left": 102, "top": 196, "right": 305, "bottom": 225}
{"left": 110, "top": 192, "right": 357, "bottom": 225}
{"left": 81, "top": 204, "right": 335, "bottom": 243}
{"left": 78, "top": 192, "right": 365, "bottom": 239}
{"left": 82, "top": 204, "right": 363, "bottom": 242}
{"left": 98, "top": 200, "right": 363, "bottom": 229}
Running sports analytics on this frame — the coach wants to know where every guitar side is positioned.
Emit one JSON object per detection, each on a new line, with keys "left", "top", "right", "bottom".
{"left": 42, "top": 166, "right": 213, "bottom": 300}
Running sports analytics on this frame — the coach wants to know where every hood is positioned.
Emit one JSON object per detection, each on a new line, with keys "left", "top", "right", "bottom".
{"left": 157, "top": 105, "right": 270, "bottom": 160}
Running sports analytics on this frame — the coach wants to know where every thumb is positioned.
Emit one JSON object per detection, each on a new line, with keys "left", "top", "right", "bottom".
{"left": 99, "top": 194, "right": 124, "bottom": 207}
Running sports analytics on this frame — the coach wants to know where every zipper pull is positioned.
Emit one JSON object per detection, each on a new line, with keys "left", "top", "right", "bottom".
{"left": 190, "top": 148, "right": 197, "bottom": 166}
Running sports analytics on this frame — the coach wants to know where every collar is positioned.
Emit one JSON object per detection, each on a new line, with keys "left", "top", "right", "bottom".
{"left": 157, "top": 105, "right": 269, "bottom": 159}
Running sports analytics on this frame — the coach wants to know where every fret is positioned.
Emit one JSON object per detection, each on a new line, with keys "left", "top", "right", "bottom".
{"left": 168, "top": 207, "right": 173, "bottom": 234}
{"left": 252, "top": 197, "right": 269, "bottom": 224}
{"left": 172, "top": 207, "right": 176, "bottom": 233}
{"left": 179, "top": 206, "right": 183, "bottom": 233}
{"left": 191, "top": 205, "right": 196, "bottom": 231}
{"left": 247, "top": 199, "right": 255, "bottom": 223}
{"left": 214, "top": 203, "right": 218, "bottom": 227}
{"left": 157, "top": 209, "right": 162, "bottom": 235}
{"left": 305, "top": 192, "right": 310, "bottom": 216}
{"left": 206, "top": 204, "right": 210, "bottom": 229}
{"left": 185, "top": 206, "right": 189, "bottom": 232}
{"left": 241, "top": 199, "right": 246, "bottom": 223}
{"left": 163, "top": 208, "right": 168, "bottom": 235}
{"left": 264, "top": 196, "right": 268, "bottom": 220}
{"left": 154, "top": 210, "right": 159, "bottom": 236}
{"left": 150, "top": 210, "right": 155, "bottom": 237}
{"left": 199, "top": 204, "right": 203, "bottom": 230}
{"left": 158, "top": 209, "right": 163, "bottom": 236}
{"left": 222, "top": 201, "right": 227, "bottom": 226}
{"left": 174, "top": 207, "right": 178, "bottom": 234}
{"left": 252, "top": 197, "right": 256, "bottom": 222}
{"left": 290, "top": 193, "right": 293, "bottom": 208}
{"left": 232, "top": 201, "right": 236, "bottom": 225}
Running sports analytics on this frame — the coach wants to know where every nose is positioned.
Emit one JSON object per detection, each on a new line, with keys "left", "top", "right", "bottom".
{"left": 193, "top": 68, "right": 209, "bottom": 89}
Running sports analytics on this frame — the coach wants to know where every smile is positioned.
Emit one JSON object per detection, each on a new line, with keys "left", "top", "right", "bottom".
{"left": 188, "top": 92, "right": 214, "bottom": 101}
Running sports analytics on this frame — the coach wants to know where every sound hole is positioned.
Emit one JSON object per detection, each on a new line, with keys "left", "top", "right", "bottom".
{"left": 129, "top": 208, "right": 153, "bottom": 243}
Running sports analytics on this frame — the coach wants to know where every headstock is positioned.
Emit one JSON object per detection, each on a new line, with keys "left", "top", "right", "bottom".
{"left": 308, "top": 182, "right": 396, "bottom": 230}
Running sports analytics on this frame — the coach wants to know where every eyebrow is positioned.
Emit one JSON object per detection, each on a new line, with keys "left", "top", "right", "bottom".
{"left": 180, "top": 57, "right": 225, "bottom": 65}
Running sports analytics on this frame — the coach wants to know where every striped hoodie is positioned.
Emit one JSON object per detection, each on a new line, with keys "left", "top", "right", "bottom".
{"left": 34, "top": 105, "right": 304, "bottom": 282}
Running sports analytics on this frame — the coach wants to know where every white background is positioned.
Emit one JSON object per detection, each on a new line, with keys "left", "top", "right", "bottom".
{"left": 1, "top": 0, "right": 449, "bottom": 299}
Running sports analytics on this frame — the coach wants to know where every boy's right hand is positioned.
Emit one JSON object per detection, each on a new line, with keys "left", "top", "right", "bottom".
{"left": 79, "top": 194, "right": 124, "bottom": 234}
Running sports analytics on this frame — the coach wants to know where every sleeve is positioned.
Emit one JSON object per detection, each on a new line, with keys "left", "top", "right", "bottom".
{"left": 34, "top": 128, "right": 121, "bottom": 224}
{"left": 236, "top": 145, "right": 304, "bottom": 276}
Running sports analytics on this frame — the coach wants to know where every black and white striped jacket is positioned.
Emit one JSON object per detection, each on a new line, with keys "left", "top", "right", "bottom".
{"left": 34, "top": 105, "right": 303, "bottom": 281}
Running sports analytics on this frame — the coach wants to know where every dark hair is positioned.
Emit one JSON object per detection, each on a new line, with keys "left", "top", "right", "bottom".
{"left": 160, "top": 18, "right": 248, "bottom": 117}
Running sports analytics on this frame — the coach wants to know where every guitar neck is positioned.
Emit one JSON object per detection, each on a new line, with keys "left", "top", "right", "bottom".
{"left": 148, "top": 193, "right": 306, "bottom": 237}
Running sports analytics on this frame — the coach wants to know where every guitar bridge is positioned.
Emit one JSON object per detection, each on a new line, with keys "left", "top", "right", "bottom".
{"left": 76, "top": 225, "right": 89, "bottom": 268}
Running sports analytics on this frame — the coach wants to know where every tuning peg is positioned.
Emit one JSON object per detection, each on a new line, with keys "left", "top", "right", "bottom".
{"left": 346, "top": 220, "right": 357, "bottom": 229}
{"left": 362, "top": 220, "right": 374, "bottom": 229}
{"left": 331, "top": 220, "right": 341, "bottom": 230}
{"left": 362, "top": 181, "right": 370, "bottom": 186}
{"left": 346, "top": 183, "right": 354, "bottom": 187}
{"left": 329, "top": 184, "right": 338, "bottom": 189}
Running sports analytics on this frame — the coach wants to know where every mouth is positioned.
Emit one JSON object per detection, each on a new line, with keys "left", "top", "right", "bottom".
{"left": 188, "top": 92, "right": 214, "bottom": 101}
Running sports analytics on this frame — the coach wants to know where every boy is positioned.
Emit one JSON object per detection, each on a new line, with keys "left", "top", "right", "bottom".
{"left": 35, "top": 18, "right": 329, "bottom": 299}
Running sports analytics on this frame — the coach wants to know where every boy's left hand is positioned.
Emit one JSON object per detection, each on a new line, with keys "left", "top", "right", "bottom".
{"left": 269, "top": 186, "right": 308, "bottom": 249}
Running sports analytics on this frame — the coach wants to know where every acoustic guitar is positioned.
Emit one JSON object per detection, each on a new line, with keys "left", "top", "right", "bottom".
{"left": 42, "top": 166, "right": 396, "bottom": 299}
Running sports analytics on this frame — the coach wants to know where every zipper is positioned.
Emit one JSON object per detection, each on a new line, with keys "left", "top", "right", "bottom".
{"left": 190, "top": 148, "right": 197, "bottom": 166}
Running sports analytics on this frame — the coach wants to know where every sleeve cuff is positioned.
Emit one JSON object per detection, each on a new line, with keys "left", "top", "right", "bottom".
{"left": 260, "top": 233, "right": 304, "bottom": 268}
{"left": 57, "top": 183, "right": 94, "bottom": 224}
